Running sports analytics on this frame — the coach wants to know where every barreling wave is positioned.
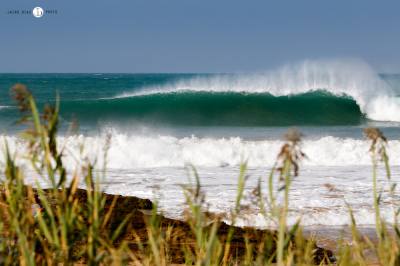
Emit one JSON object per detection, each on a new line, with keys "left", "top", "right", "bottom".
{"left": 112, "top": 58, "right": 400, "bottom": 123}
{"left": 59, "top": 90, "right": 364, "bottom": 126}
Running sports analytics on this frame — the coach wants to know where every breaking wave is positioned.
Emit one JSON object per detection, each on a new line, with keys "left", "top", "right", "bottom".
{"left": 3, "top": 133, "right": 400, "bottom": 169}
{"left": 109, "top": 58, "right": 400, "bottom": 123}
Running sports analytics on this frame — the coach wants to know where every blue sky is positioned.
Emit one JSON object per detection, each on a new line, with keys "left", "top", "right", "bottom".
{"left": 1, "top": 0, "right": 399, "bottom": 73}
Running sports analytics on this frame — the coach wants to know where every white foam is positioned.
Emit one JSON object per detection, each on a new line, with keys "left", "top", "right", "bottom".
{"left": 115, "top": 59, "right": 400, "bottom": 122}
{"left": 57, "top": 134, "right": 400, "bottom": 168}
{"left": 2, "top": 133, "right": 399, "bottom": 170}
{"left": 2, "top": 133, "right": 399, "bottom": 227}
{"left": 100, "top": 166, "right": 400, "bottom": 227}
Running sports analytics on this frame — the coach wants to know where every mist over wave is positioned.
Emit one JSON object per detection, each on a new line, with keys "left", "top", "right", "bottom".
{"left": 116, "top": 59, "right": 400, "bottom": 122}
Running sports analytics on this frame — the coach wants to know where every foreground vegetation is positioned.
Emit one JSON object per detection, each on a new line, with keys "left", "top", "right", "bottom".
{"left": 0, "top": 84, "right": 399, "bottom": 265}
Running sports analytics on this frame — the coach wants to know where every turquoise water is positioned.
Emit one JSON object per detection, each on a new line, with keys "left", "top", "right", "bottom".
{"left": 0, "top": 73, "right": 400, "bottom": 139}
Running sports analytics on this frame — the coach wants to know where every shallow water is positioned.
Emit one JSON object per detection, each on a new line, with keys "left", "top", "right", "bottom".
{"left": 21, "top": 164, "right": 400, "bottom": 227}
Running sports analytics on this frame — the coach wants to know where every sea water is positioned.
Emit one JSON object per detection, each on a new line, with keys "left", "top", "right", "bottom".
{"left": 1, "top": 59, "right": 400, "bottom": 227}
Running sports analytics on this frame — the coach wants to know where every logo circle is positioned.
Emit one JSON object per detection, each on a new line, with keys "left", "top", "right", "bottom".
{"left": 32, "top": 7, "right": 44, "bottom": 18}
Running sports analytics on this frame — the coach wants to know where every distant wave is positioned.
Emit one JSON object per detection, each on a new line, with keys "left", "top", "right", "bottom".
{"left": 3, "top": 133, "right": 400, "bottom": 169}
{"left": 111, "top": 59, "right": 400, "bottom": 122}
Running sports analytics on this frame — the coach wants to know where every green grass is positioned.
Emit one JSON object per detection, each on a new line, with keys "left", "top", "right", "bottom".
{"left": 0, "top": 84, "right": 399, "bottom": 265}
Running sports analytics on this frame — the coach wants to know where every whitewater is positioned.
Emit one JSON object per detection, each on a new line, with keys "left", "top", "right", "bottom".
{"left": 3, "top": 133, "right": 400, "bottom": 169}
{"left": 2, "top": 132, "right": 400, "bottom": 227}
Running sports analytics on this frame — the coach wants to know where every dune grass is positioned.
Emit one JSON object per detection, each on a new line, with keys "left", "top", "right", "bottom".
{"left": 0, "top": 84, "right": 399, "bottom": 265}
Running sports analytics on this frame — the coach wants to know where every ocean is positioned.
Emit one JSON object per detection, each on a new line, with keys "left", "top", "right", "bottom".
{"left": 1, "top": 59, "right": 400, "bottom": 227}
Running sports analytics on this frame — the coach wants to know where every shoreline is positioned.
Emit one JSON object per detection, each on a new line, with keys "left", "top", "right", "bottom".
{"left": 29, "top": 187, "right": 335, "bottom": 264}
{"left": 95, "top": 189, "right": 387, "bottom": 264}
